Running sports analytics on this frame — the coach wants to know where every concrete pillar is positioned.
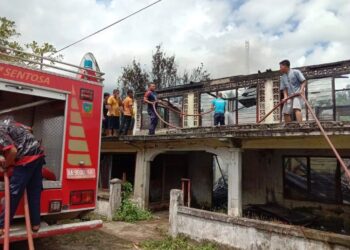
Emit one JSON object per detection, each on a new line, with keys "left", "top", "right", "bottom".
{"left": 133, "top": 99, "right": 139, "bottom": 135}
{"left": 186, "top": 93, "right": 195, "bottom": 127}
{"left": 227, "top": 149, "right": 242, "bottom": 217}
{"left": 133, "top": 150, "right": 150, "bottom": 208}
{"left": 108, "top": 178, "right": 122, "bottom": 220}
{"left": 169, "top": 189, "right": 183, "bottom": 237}
{"left": 214, "top": 148, "right": 242, "bottom": 217}
{"left": 264, "top": 79, "right": 275, "bottom": 124}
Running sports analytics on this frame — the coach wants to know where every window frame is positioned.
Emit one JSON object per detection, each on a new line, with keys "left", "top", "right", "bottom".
{"left": 282, "top": 155, "right": 348, "bottom": 205}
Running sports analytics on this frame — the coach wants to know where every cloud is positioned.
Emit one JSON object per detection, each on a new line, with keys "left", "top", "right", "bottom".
{"left": 1, "top": 0, "right": 350, "bottom": 92}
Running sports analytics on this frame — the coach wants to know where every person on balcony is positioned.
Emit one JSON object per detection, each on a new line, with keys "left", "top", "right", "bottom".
{"left": 119, "top": 89, "right": 134, "bottom": 135}
{"left": 143, "top": 83, "right": 159, "bottom": 135}
{"left": 211, "top": 92, "right": 226, "bottom": 126}
{"left": 106, "top": 89, "right": 122, "bottom": 136}
{"left": 279, "top": 60, "right": 307, "bottom": 123}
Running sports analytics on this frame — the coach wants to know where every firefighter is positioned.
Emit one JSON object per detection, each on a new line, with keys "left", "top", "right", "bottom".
{"left": 0, "top": 118, "right": 45, "bottom": 235}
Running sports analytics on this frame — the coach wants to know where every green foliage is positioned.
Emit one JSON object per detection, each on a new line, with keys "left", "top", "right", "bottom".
{"left": 152, "top": 44, "right": 178, "bottom": 89}
{"left": 25, "top": 41, "right": 64, "bottom": 67}
{"left": 0, "top": 17, "right": 25, "bottom": 62}
{"left": 118, "top": 59, "right": 149, "bottom": 95}
{"left": 0, "top": 16, "right": 63, "bottom": 66}
{"left": 182, "top": 63, "right": 211, "bottom": 85}
{"left": 114, "top": 199, "right": 152, "bottom": 223}
{"left": 0, "top": 17, "right": 20, "bottom": 46}
{"left": 114, "top": 182, "right": 152, "bottom": 223}
{"left": 118, "top": 44, "right": 210, "bottom": 92}
{"left": 141, "top": 235, "right": 218, "bottom": 250}
{"left": 121, "top": 181, "right": 133, "bottom": 199}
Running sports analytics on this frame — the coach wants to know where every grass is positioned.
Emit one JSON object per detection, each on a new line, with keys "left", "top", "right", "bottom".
{"left": 141, "top": 235, "right": 218, "bottom": 250}
{"left": 113, "top": 182, "right": 152, "bottom": 223}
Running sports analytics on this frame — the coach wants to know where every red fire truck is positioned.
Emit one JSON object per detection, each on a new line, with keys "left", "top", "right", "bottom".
{"left": 0, "top": 46, "right": 104, "bottom": 242}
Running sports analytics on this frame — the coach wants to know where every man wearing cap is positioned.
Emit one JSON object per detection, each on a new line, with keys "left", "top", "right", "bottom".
{"left": 0, "top": 119, "right": 45, "bottom": 234}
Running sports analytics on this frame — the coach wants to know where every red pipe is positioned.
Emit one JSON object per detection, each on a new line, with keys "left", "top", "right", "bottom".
{"left": 152, "top": 102, "right": 182, "bottom": 129}
{"left": 258, "top": 93, "right": 300, "bottom": 123}
{"left": 3, "top": 174, "right": 35, "bottom": 250}
{"left": 151, "top": 100, "right": 215, "bottom": 129}
{"left": 3, "top": 171, "right": 10, "bottom": 250}
{"left": 159, "top": 103, "right": 213, "bottom": 117}
{"left": 24, "top": 190, "right": 34, "bottom": 250}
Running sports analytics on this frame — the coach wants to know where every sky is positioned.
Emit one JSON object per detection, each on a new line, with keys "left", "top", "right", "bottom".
{"left": 1, "top": 0, "right": 350, "bottom": 92}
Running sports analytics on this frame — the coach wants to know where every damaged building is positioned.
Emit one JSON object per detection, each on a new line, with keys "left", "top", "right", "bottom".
{"left": 100, "top": 59, "right": 350, "bottom": 247}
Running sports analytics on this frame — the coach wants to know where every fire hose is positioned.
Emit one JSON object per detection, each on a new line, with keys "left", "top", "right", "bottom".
{"left": 258, "top": 93, "right": 350, "bottom": 181}
{"left": 3, "top": 170, "right": 34, "bottom": 250}
{"left": 151, "top": 100, "right": 248, "bottom": 129}
{"left": 151, "top": 101, "right": 214, "bottom": 129}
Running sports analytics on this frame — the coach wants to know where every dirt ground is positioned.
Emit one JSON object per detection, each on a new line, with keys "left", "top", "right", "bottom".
{"left": 10, "top": 212, "right": 169, "bottom": 250}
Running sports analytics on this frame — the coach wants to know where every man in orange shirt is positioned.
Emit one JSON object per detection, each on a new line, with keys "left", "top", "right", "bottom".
{"left": 119, "top": 90, "right": 134, "bottom": 135}
{"left": 106, "top": 89, "right": 122, "bottom": 136}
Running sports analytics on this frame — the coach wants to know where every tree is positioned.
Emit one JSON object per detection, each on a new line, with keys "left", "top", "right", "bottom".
{"left": 181, "top": 62, "right": 210, "bottom": 85}
{"left": 0, "top": 17, "right": 63, "bottom": 66}
{"left": 118, "top": 59, "right": 149, "bottom": 95}
{"left": 151, "top": 44, "right": 177, "bottom": 89}
{"left": 25, "top": 41, "right": 63, "bottom": 68}
{"left": 117, "top": 44, "right": 211, "bottom": 93}
{"left": 0, "top": 17, "right": 25, "bottom": 61}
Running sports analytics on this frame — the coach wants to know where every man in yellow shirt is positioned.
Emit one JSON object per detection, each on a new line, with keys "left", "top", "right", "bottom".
{"left": 106, "top": 89, "right": 122, "bottom": 136}
{"left": 119, "top": 90, "right": 134, "bottom": 135}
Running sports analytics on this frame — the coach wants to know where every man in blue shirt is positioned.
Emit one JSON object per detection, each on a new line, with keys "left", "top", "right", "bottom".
{"left": 211, "top": 92, "right": 226, "bottom": 126}
{"left": 280, "top": 60, "right": 307, "bottom": 123}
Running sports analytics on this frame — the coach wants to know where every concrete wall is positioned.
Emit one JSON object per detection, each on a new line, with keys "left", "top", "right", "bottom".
{"left": 148, "top": 152, "right": 214, "bottom": 208}
{"left": 132, "top": 144, "right": 242, "bottom": 216}
{"left": 95, "top": 179, "right": 122, "bottom": 220}
{"left": 169, "top": 189, "right": 350, "bottom": 250}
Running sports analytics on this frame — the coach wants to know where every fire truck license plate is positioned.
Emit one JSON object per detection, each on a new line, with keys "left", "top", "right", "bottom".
{"left": 66, "top": 168, "right": 96, "bottom": 179}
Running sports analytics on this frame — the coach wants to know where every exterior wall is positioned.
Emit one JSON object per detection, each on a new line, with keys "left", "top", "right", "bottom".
{"left": 200, "top": 93, "right": 214, "bottom": 126}
{"left": 131, "top": 144, "right": 242, "bottom": 216}
{"left": 169, "top": 189, "right": 350, "bottom": 250}
{"left": 146, "top": 151, "right": 213, "bottom": 208}
{"left": 263, "top": 79, "right": 275, "bottom": 123}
